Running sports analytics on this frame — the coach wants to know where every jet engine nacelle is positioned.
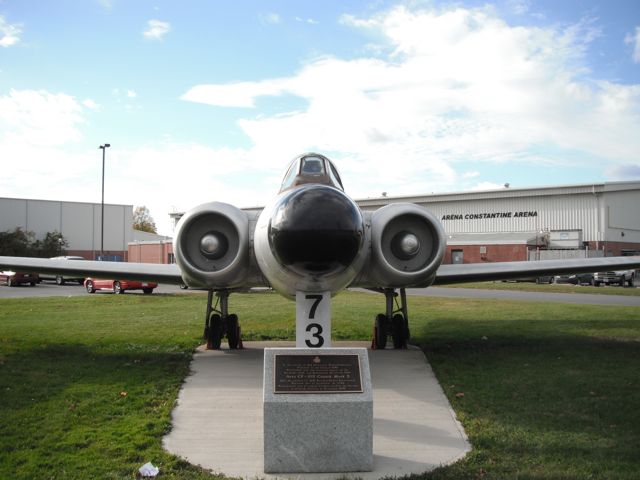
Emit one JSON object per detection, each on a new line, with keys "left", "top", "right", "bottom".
{"left": 367, "top": 203, "right": 446, "bottom": 288}
{"left": 173, "top": 202, "right": 250, "bottom": 289}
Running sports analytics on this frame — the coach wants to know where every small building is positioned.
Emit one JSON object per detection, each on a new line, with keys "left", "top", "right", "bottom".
{"left": 128, "top": 236, "right": 174, "bottom": 264}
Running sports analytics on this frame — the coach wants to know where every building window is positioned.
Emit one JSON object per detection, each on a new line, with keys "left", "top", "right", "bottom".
{"left": 167, "top": 253, "right": 175, "bottom": 264}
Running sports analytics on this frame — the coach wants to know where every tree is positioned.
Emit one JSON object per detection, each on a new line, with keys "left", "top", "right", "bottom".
{"left": 0, "top": 228, "right": 32, "bottom": 256}
{"left": 34, "top": 231, "right": 68, "bottom": 257}
{"left": 0, "top": 228, "right": 68, "bottom": 257}
{"left": 133, "top": 206, "right": 157, "bottom": 233}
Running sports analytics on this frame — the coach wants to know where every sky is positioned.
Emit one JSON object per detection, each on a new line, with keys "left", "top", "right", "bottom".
{"left": 1, "top": 0, "right": 639, "bottom": 236}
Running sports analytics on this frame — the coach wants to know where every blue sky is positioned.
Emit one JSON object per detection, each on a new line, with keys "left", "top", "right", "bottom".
{"left": 1, "top": 0, "right": 639, "bottom": 235}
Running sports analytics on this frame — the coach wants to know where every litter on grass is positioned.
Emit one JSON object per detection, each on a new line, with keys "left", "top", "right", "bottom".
{"left": 139, "top": 462, "right": 159, "bottom": 477}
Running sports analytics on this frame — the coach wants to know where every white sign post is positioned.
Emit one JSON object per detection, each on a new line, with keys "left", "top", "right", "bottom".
{"left": 295, "top": 291, "right": 331, "bottom": 348}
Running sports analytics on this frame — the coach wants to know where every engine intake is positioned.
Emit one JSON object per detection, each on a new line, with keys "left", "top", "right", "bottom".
{"left": 174, "top": 202, "right": 249, "bottom": 288}
{"left": 368, "top": 203, "right": 446, "bottom": 288}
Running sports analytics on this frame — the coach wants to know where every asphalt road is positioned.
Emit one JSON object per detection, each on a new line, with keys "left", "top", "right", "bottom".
{"left": 0, "top": 281, "right": 193, "bottom": 299}
{"left": 1, "top": 281, "right": 639, "bottom": 307}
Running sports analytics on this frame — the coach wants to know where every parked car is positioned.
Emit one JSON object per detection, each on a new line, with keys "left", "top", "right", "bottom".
{"left": 594, "top": 270, "right": 636, "bottom": 287}
{"left": 39, "top": 256, "right": 86, "bottom": 285}
{"left": 84, "top": 278, "right": 158, "bottom": 294}
{"left": 535, "top": 276, "right": 554, "bottom": 284}
{"left": 0, "top": 271, "right": 40, "bottom": 286}
{"left": 553, "top": 273, "right": 595, "bottom": 285}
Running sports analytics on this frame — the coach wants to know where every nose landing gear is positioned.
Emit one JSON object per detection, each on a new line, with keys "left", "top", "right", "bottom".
{"left": 204, "top": 290, "right": 243, "bottom": 350}
{"left": 373, "top": 288, "right": 410, "bottom": 349}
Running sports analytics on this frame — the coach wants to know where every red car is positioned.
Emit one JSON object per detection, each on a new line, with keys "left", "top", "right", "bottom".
{"left": 1, "top": 271, "right": 40, "bottom": 287}
{"left": 84, "top": 278, "right": 157, "bottom": 294}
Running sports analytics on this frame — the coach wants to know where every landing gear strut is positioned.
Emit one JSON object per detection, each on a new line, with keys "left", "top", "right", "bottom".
{"left": 204, "top": 290, "right": 242, "bottom": 350}
{"left": 373, "top": 288, "right": 409, "bottom": 349}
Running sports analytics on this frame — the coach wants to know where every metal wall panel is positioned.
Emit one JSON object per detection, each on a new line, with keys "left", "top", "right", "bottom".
{"left": 419, "top": 193, "right": 602, "bottom": 240}
{"left": 0, "top": 198, "right": 28, "bottom": 232}
{"left": 61, "top": 203, "right": 95, "bottom": 250}
{"left": 605, "top": 191, "right": 640, "bottom": 243}
{"left": 0, "top": 198, "right": 132, "bottom": 252}
{"left": 26, "top": 200, "right": 61, "bottom": 236}
{"left": 92, "top": 204, "right": 131, "bottom": 251}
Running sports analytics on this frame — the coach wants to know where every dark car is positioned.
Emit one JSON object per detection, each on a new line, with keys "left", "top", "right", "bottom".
{"left": 39, "top": 256, "right": 86, "bottom": 285}
{"left": 553, "top": 273, "right": 595, "bottom": 285}
{"left": 0, "top": 271, "right": 40, "bottom": 286}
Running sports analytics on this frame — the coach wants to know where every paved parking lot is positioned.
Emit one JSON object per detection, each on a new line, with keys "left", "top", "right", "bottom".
{"left": 2, "top": 281, "right": 639, "bottom": 307}
{"left": 0, "top": 281, "right": 196, "bottom": 299}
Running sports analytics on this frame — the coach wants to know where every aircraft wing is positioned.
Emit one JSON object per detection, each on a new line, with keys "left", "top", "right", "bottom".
{"left": 433, "top": 256, "right": 640, "bottom": 285}
{"left": 0, "top": 256, "right": 183, "bottom": 285}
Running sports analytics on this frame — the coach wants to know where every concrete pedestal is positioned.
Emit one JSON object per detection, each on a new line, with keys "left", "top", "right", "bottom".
{"left": 263, "top": 348, "right": 372, "bottom": 473}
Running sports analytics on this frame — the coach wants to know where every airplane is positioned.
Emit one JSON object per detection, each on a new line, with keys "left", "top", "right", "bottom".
{"left": 2, "top": 152, "right": 640, "bottom": 350}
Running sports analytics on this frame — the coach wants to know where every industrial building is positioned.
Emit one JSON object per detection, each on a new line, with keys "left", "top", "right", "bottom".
{"left": 163, "top": 180, "right": 640, "bottom": 265}
{"left": 357, "top": 180, "right": 640, "bottom": 264}
{"left": 0, "top": 197, "right": 168, "bottom": 260}
{"left": 3, "top": 180, "right": 639, "bottom": 265}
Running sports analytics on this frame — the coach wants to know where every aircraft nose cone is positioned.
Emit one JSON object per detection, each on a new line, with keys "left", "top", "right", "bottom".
{"left": 269, "top": 185, "right": 364, "bottom": 275}
{"left": 391, "top": 231, "right": 421, "bottom": 260}
{"left": 200, "top": 232, "right": 228, "bottom": 259}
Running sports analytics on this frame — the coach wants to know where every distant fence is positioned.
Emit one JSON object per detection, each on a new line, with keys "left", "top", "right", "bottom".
{"left": 528, "top": 249, "right": 604, "bottom": 261}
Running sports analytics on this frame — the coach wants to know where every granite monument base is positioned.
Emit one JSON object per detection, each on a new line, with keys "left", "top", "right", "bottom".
{"left": 263, "top": 347, "right": 373, "bottom": 473}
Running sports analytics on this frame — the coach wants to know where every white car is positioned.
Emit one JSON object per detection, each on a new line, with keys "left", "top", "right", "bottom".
{"left": 594, "top": 270, "right": 636, "bottom": 287}
{"left": 39, "top": 256, "right": 86, "bottom": 285}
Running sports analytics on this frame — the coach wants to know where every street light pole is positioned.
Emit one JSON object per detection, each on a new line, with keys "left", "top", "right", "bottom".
{"left": 99, "top": 143, "right": 111, "bottom": 260}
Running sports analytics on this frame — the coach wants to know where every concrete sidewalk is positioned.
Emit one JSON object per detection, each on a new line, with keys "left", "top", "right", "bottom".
{"left": 163, "top": 341, "right": 470, "bottom": 479}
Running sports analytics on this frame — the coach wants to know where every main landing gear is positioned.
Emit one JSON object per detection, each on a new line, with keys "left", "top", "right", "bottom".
{"left": 204, "top": 290, "right": 243, "bottom": 350}
{"left": 373, "top": 288, "right": 410, "bottom": 350}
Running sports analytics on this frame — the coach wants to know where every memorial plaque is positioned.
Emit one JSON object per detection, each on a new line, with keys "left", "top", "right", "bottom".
{"left": 274, "top": 354, "right": 362, "bottom": 393}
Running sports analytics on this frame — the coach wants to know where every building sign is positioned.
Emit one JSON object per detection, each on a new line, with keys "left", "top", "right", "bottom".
{"left": 441, "top": 211, "right": 538, "bottom": 221}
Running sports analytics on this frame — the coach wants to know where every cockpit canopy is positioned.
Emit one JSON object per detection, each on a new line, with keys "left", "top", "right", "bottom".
{"left": 279, "top": 153, "right": 345, "bottom": 192}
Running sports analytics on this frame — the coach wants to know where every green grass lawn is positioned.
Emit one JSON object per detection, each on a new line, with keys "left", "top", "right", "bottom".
{"left": 444, "top": 281, "right": 640, "bottom": 296}
{"left": 1, "top": 291, "right": 639, "bottom": 479}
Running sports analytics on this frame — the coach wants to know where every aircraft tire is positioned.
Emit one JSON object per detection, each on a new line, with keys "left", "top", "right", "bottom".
{"left": 208, "top": 314, "right": 223, "bottom": 349}
{"left": 391, "top": 313, "right": 408, "bottom": 349}
{"left": 227, "top": 314, "right": 240, "bottom": 349}
{"left": 375, "top": 314, "right": 388, "bottom": 349}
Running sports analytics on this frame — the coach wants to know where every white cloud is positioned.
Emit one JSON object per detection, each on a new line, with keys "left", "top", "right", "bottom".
{"left": 82, "top": 99, "right": 101, "bottom": 110}
{"left": 182, "top": 7, "right": 640, "bottom": 195}
{"left": 0, "top": 89, "right": 276, "bottom": 234}
{"left": 506, "top": 0, "right": 530, "bottom": 16}
{"left": 0, "top": 89, "right": 85, "bottom": 146}
{"left": 605, "top": 163, "right": 640, "bottom": 180}
{"left": 182, "top": 79, "right": 290, "bottom": 108}
{"left": 0, "top": 16, "right": 22, "bottom": 47}
{"left": 182, "top": 6, "right": 640, "bottom": 197}
{"left": 296, "top": 17, "right": 319, "bottom": 25}
{"left": 126, "top": 90, "right": 137, "bottom": 98}
{"left": 261, "top": 13, "right": 281, "bottom": 25}
{"left": 143, "top": 19, "right": 170, "bottom": 40}
{"left": 625, "top": 26, "right": 640, "bottom": 63}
